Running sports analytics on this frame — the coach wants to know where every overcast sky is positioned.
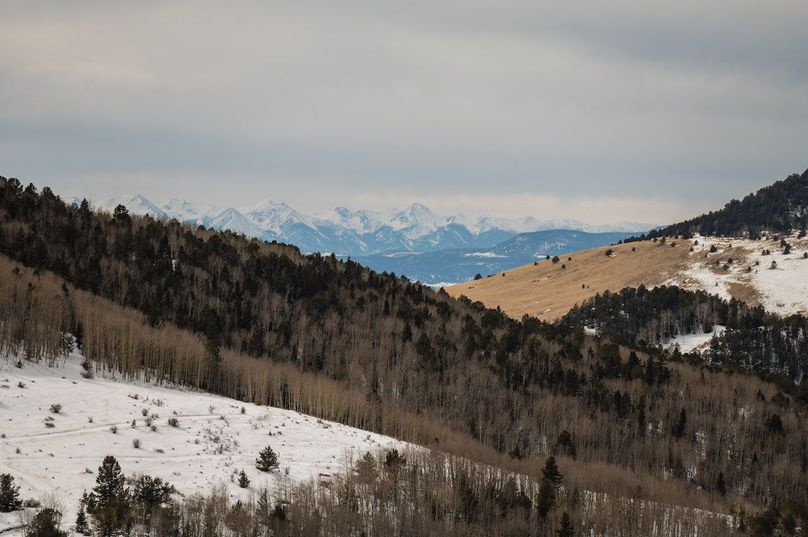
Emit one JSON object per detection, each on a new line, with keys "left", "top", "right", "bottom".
{"left": 1, "top": 1, "right": 807, "bottom": 223}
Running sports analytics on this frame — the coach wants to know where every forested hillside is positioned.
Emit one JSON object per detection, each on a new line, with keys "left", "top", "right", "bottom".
{"left": 631, "top": 169, "right": 808, "bottom": 239}
{"left": 560, "top": 285, "right": 808, "bottom": 389}
{"left": 2, "top": 176, "right": 808, "bottom": 533}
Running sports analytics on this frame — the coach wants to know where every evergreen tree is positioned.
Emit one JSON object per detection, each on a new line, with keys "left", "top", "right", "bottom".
{"left": 90, "top": 456, "right": 131, "bottom": 537}
{"left": 24, "top": 508, "right": 68, "bottom": 537}
{"left": 0, "top": 474, "right": 22, "bottom": 512}
{"left": 256, "top": 489, "right": 271, "bottom": 526}
{"left": 92, "top": 456, "right": 127, "bottom": 510}
{"left": 256, "top": 446, "right": 279, "bottom": 472}
{"left": 716, "top": 471, "right": 727, "bottom": 496}
{"left": 238, "top": 470, "right": 250, "bottom": 489}
{"left": 75, "top": 506, "right": 91, "bottom": 536}
{"left": 672, "top": 408, "right": 687, "bottom": 439}
{"left": 542, "top": 456, "right": 563, "bottom": 490}
{"left": 556, "top": 512, "right": 574, "bottom": 537}
{"left": 536, "top": 478, "right": 555, "bottom": 518}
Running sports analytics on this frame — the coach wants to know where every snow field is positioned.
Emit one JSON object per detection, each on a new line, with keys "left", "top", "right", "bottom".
{"left": 668, "top": 233, "right": 808, "bottom": 316}
{"left": 0, "top": 354, "right": 403, "bottom": 531}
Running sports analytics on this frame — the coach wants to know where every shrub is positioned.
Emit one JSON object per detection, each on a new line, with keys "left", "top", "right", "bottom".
{"left": 110, "top": 425, "right": 118, "bottom": 434}
{"left": 168, "top": 417, "right": 180, "bottom": 428}
{"left": 49, "top": 403, "right": 62, "bottom": 414}
{"left": 24, "top": 507, "right": 67, "bottom": 537}
{"left": 132, "top": 439, "right": 141, "bottom": 449}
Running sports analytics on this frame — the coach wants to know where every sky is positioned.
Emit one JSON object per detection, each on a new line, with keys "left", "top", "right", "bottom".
{"left": 1, "top": 1, "right": 807, "bottom": 225}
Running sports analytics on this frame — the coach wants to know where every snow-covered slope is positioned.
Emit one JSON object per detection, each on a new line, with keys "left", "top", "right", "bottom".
{"left": 666, "top": 233, "right": 808, "bottom": 316}
{"left": 90, "top": 194, "right": 654, "bottom": 257}
{"left": 0, "top": 354, "right": 402, "bottom": 531}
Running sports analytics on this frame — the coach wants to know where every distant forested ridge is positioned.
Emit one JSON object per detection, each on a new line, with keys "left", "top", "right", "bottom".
{"left": 628, "top": 169, "right": 808, "bottom": 240}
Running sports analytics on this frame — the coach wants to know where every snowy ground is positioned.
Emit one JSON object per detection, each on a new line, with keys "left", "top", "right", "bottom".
{"left": 0, "top": 353, "right": 402, "bottom": 532}
{"left": 665, "top": 326, "right": 726, "bottom": 354}
{"left": 667, "top": 233, "right": 808, "bottom": 316}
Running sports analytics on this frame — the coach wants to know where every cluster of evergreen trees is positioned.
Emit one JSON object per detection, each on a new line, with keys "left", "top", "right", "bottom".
{"left": 561, "top": 285, "right": 808, "bottom": 391}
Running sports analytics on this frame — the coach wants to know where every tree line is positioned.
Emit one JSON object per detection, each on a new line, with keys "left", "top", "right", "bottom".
{"left": 625, "top": 169, "right": 808, "bottom": 240}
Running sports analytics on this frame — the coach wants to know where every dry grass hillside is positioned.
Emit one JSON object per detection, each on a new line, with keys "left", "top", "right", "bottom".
{"left": 445, "top": 233, "right": 808, "bottom": 321}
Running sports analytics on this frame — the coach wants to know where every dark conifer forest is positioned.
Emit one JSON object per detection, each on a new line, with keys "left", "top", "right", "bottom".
{"left": 628, "top": 169, "right": 808, "bottom": 240}
{"left": 561, "top": 285, "right": 808, "bottom": 390}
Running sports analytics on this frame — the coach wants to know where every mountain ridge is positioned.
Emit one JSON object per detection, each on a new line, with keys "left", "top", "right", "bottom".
{"left": 89, "top": 193, "right": 654, "bottom": 257}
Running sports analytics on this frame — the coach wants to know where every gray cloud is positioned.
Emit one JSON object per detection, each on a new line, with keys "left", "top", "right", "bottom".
{"left": 1, "top": 0, "right": 806, "bottom": 223}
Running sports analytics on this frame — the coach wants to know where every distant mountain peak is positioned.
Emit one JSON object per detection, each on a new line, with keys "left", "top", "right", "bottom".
{"left": 95, "top": 193, "right": 655, "bottom": 256}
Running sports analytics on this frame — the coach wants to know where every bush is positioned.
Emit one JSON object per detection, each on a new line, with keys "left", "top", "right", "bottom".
{"left": 167, "top": 417, "right": 180, "bottom": 427}
{"left": 24, "top": 508, "right": 67, "bottom": 537}
{"left": 132, "top": 439, "right": 141, "bottom": 449}
{"left": 49, "top": 403, "right": 62, "bottom": 414}
{"left": 110, "top": 425, "right": 118, "bottom": 434}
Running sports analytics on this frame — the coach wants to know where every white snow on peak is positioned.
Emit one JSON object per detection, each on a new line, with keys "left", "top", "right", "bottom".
{"left": 87, "top": 193, "right": 654, "bottom": 255}
{"left": 245, "top": 199, "right": 320, "bottom": 234}
{"left": 323, "top": 207, "right": 386, "bottom": 234}
{"left": 160, "top": 198, "right": 217, "bottom": 222}
{"left": 96, "top": 194, "right": 167, "bottom": 219}
{"left": 207, "top": 207, "right": 264, "bottom": 237}
{"left": 388, "top": 203, "right": 442, "bottom": 236}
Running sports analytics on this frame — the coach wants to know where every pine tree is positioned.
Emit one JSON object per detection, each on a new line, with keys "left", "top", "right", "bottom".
{"left": 542, "top": 456, "right": 563, "bottom": 490}
{"left": 92, "top": 456, "right": 127, "bottom": 511}
{"left": 256, "top": 446, "right": 279, "bottom": 472}
{"left": 716, "top": 472, "right": 727, "bottom": 496}
{"left": 90, "top": 456, "right": 131, "bottom": 537}
{"left": 556, "top": 512, "right": 574, "bottom": 537}
{"left": 238, "top": 470, "right": 250, "bottom": 489}
{"left": 672, "top": 407, "right": 687, "bottom": 439}
{"left": 75, "top": 506, "right": 91, "bottom": 536}
{"left": 0, "top": 474, "right": 22, "bottom": 512}
{"left": 256, "top": 489, "right": 271, "bottom": 526}
{"left": 536, "top": 478, "right": 555, "bottom": 518}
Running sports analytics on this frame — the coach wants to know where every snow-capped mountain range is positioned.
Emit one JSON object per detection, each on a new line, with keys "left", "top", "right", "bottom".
{"left": 89, "top": 194, "right": 653, "bottom": 257}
